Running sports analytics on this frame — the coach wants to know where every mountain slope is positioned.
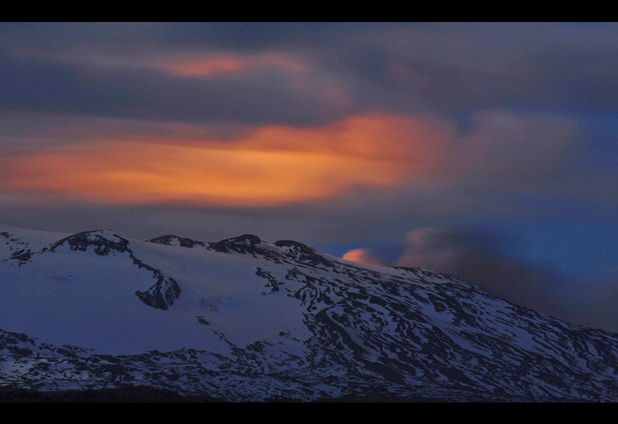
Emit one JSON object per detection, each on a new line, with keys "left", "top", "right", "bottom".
{"left": 1, "top": 224, "right": 618, "bottom": 401}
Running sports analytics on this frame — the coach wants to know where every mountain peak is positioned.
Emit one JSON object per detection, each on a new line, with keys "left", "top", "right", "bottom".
{"left": 208, "top": 234, "right": 263, "bottom": 254}
{"left": 226, "top": 234, "right": 262, "bottom": 245}
{"left": 147, "top": 234, "right": 206, "bottom": 249}
{"left": 48, "top": 230, "right": 129, "bottom": 256}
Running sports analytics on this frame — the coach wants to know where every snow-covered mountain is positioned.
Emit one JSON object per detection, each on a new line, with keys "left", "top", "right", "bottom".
{"left": 2, "top": 223, "right": 618, "bottom": 401}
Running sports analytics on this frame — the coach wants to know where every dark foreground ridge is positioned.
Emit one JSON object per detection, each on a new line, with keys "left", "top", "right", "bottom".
{"left": 0, "top": 385, "right": 221, "bottom": 403}
{"left": 0, "top": 386, "right": 466, "bottom": 403}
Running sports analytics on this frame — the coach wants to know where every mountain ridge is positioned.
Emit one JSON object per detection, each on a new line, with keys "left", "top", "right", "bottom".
{"left": 2, "top": 224, "right": 618, "bottom": 401}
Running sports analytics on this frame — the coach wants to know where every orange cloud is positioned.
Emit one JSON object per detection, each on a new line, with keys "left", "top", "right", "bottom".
{"left": 156, "top": 52, "right": 306, "bottom": 77}
{"left": 342, "top": 248, "right": 385, "bottom": 267}
{"left": 0, "top": 113, "right": 452, "bottom": 207}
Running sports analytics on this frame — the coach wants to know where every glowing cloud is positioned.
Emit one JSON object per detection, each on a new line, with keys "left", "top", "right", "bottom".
{"left": 342, "top": 248, "right": 385, "bottom": 267}
{"left": 0, "top": 113, "right": 452, "bottom": 207}
{"left": 155, "top": 52, "right": 307, "bottom": 77}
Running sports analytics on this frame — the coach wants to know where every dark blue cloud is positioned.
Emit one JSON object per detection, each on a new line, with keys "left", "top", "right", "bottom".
{"left": 0, "top": 48, "right": 351, "bottom": 126}
{"left": 2, "top": 22, "right": 617, "bottom": 126}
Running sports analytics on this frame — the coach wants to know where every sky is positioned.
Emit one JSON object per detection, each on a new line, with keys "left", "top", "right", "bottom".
{"left": 0, "top": 22, "right": 617, "bottom": 331}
